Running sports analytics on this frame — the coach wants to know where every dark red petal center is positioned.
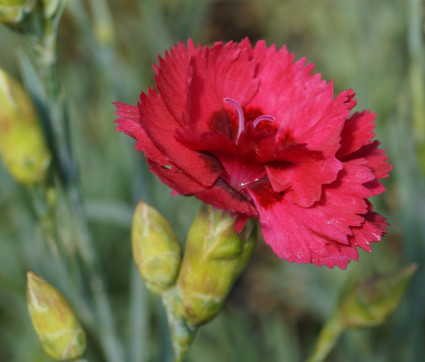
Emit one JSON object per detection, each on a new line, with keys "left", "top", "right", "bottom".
{"left": 205, "top": 98, "right": 279, "bottom": 190}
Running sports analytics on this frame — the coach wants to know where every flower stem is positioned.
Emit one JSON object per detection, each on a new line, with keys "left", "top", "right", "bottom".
{"left": 162, "top": 287, "right": 197, "bottom": 362}
{"left": 25, "top": 5, "right": 123, "bottom": 362}
{"left": 407, "top": 0, "right": 425, "bottom": 136}
{"left": 306, "top": 312, "right": 344, "bottom": 362}
{"left": 129, "top": 265, "right": 148, "bottom": 362}
{"left": 407, "top": 0, "right": 425, "bottom": 174}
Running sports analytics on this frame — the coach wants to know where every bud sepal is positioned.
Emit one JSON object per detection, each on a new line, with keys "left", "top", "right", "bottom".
{"left": 177, "top": 205, "right": 256, "bottom": 326}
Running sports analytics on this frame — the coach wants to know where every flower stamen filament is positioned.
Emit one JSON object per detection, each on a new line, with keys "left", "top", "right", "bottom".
{"left": 223, "top": 98, "right": 275, "bottom": 144}
{"left": 224, "top": 98, "right": 245, "bottom": 144}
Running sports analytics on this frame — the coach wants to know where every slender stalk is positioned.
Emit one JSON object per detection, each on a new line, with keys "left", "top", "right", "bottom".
{"left": 162, "top": 287, "right": 197, "bottom": 362}
{"left": 27, "top": 183, "right": 95, "bottom": 331}
{"left": 24, "top": 4, "right": 124, "bottom": 361}
{"left": 129, "top": 265, "right": 148, "bottom": 362}
{"left": 306, "top": 312, "right": 344, "bottom": 362}
{"left": 67, "top": 185, "right": 124, "bottom": 362}
{"left": 407, "top": 0, "right": 425, "bottom": 175}
{"left": 407, "top": 0, "right": 424, "bottom": 137}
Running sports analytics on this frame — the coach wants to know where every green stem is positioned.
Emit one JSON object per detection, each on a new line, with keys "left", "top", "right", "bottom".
{"left": 25, "top": 5, "right": 123, "bottom": 362}
{"left": 67, "top": 185, "right": 124, "bottom": 362}
{"left": 162, "top": 287, "right": 197, "bottom": 362}
{"left": 28, "top": 184, "right": 61, "bottom": 262}
{"left": 407, "top": 0, "right": 425, "bottom": 173}
{"left": 306, "top": 312, "right": 344, "bottom": 362}
{"left": 407, "top": 0, "right": 424, "bottom": 134}
{"left": 27, "top": 183, "right": 95, "bottom": 331}
{"left": 129, "top": 265, "right": 148, "bottom": 362}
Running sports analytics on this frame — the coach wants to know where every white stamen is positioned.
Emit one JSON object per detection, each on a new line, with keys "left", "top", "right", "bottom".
{"left": 223, "top": 98, "right": 275, "bottom": 144}
{"left": 224, "top": 97, "right": 245, "bottom": 144}
{"left": 252, "top": 115, "right": 275, "bottom": 128}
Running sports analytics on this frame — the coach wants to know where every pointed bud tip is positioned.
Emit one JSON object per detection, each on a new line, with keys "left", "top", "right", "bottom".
{"left": 26, "top": 270, "right": 39, "bottom": 287}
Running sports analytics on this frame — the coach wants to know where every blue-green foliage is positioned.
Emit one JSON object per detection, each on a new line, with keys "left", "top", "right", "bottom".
{"left": 0, "top": 0, "right": 423, "bottom": 361}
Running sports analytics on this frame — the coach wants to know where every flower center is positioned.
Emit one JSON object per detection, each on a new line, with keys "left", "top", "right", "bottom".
{"left": 223, "top": 98, "right": 275, "bottom": 145}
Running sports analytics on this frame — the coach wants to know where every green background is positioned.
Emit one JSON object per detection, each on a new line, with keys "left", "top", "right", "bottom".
{"left": 0, "top": 0, "right": 424, "bottom": 361}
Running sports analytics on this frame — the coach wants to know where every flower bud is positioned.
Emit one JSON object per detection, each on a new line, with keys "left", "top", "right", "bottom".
{"left": 27, "top": 271, "right": 86, "bottom": 361}
{"left": 306, "top": 264, "right": 417, "bottom": 362}
{"left": 177, "top": 205, "right": 256, "bottom": 325}
{"left": 339, "top": 263, "right": 417, "bottom": 328}
{"left": 132, "top": 200, "right": 182, "bottom": 295}
{"left": 0, "top": 69, "right": 50, "bottom": 184}
{"left": 0, "top": 0, "right": 36, "bottom": 26}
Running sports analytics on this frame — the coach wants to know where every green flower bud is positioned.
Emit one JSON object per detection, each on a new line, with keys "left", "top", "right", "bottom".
{"left": 0, "top": 68, "right": 50, "bottom": 184}
{"left": 339, "top": 263, "right": 418, "bottom": 328}
{"left": 132, "top": 200, "right": 182, "bottom": 295}
{"left": 162, "top": 288, "right": 196, "bottom": 362}
{"left": 306, "top": 264, "right": 417, "bottom": 362}
{"left": 0, "top": 0, "right": 36, "bottom": 25}
{"left": 27, "top": 271, "right": 86, "bottom": 361}
{"left": 177, "top": 205, "right": 256, "bottom": 326}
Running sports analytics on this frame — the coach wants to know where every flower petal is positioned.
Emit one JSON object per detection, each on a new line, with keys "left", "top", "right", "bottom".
{"left": 154, "top": 40, "right": 196, "bottom": 123}
{"left": 114, "top": 102, "right": 166, "bottom": 165}
{"left": 350, "top": 209, "right": 388, "bottom": 252}
{"left": 139, "top": 87, "right": 224, "bottom": 187}
{"left": 266, "top": 157, "right": 342, "bottom": 207}
{"left": 249, "top": 41, "right": 356, "bottom": 157}
{"left": 194, "top": 179, "right": 258, "bottom": 217}
{"left": 183, "top": 41, "right": 259, "bottom": 138}
{"left": 346, "top": 141, "right": 392, "bottom": 180}
{"left": 345, "top": 141, "right": 392, "bottom": 195}
{"left": 249, "top": 41, "right": 320, "bottom": 119}
{"left": 147, "top": 159, "right": 207, "bottom": 195}
{"left": 234, "top": 213, "right": 249, "bottom": 233}
{"left": 248, "top": 160, "right": 376, "bottom": 268}
{"left": 311, "top": 210, "right": 388, "bottom": 268}
{"left": 337, "top": 111, "right": 376, "bottom": 158}
{"left": 295, "top": 89, "right": 356, "bottom": 156}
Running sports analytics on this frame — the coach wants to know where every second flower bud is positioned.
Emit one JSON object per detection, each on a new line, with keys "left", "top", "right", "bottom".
{"left": 132, "top": 200, "right": 182, "bottom": 295}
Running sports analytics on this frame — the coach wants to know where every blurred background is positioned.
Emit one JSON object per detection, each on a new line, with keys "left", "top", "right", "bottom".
{"left": 0, "top": 0, "right": 424, "bottom": 361}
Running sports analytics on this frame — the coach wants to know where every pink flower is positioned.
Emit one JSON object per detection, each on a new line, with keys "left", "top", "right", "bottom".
{"left": 114, "top": 39, "right": 391, "bottom": 269}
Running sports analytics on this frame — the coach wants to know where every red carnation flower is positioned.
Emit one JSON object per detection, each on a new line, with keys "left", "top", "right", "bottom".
{"left": 114, "top": 39, "right": 391, "bottom": 269}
